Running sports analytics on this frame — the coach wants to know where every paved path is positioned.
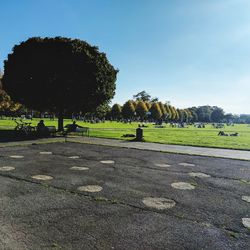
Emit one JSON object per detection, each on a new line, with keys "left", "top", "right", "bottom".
{"left": 69, "top": 137, "right": 250, "bottom": 161}
{"left": 0, "top": 136, "right": 250, "bottom": 160}
{"left": 0, "top": 142, "right": 249, "bottom": 249}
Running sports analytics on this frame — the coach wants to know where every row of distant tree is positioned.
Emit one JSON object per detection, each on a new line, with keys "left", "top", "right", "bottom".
{"left": 107, "top": 91, "right": 250, "bottom": 124}
{"left": 1, "top": 37, "right": 249, "bottom": 128}
{"left": 0, "top": 72, "right": 249, "bottom": 124}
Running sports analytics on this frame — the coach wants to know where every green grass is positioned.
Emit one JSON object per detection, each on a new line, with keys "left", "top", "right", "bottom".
{"left": 0, "top": 118, "right": 250, "bottom": 150}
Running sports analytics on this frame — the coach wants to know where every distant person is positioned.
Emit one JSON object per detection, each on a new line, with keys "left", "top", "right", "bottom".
{"left": 64, "top": 121, "right": 83, "bottom": 133}
{"left": 37, "top": 120, "right": 48, "bottom": 136}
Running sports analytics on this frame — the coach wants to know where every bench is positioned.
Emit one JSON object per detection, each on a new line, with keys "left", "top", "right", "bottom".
{"left": 75, "top": 127, "right": 89, "bottom": 136}
{"left": 46, "top": 126, "right": 57, "bottom": 136}
{"left": 65, "top": 127, "right": 89, "bottom": 144}
{"left": 35, "top": 125, "right": 57, "bottom": 137}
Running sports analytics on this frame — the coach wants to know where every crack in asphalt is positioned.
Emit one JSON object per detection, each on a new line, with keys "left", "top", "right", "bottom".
{"left": 1, "top": 145, "right": 249, "bottom": 183}
{"left": 154, "top": 167, "right": 250, "bottom": 183}
{"left": 104, "top": 161, "right": 250, "bottom": 187}
{"left": 0, "top": 171, "right": 248, "bottom": 239}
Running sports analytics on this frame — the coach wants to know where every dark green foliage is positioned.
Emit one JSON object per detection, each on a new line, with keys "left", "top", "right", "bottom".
{"left": 2, "top": 37, "right": 118, "bottom": 129}
{"left": 151, "top": 97, "right": 159, "bottom": 102}
{"left": 133, "top": 91, "right": 160, "bottom": 103}
{"left": 145, "top": 102, "right": 152, "bottom": 110}
{"left": 211, "top": 107, "right": 225, "bottom": 122}
{"left": 111, "top": 103, "right": 122, "bottom": 119}
{"left": 0, "top": 71, "right": 2, "bottom": 89}
{"left": 135, "top": 101, "right": 148, "bottom": 120}
{"left": 195, "top": 106, "right": 226, "bottom": 123}
{"left": 90, "top": 102, "right": 111, "bottom": 119}
{"left": 150, "top": 103, "right": 162, "bottom": 120}
{"left": 171, "top": 106, "right": 178, "bottom": 120}
{"left": 196, "top": 106, "right": 212, "bottom": 122}
{"left": 185, "top": 109, "right": 192, "bottom": 122}
{"left": 122, "top": 100, "right": 135, "bottom": 119}
{"left": 165, "top": 104, "right": 172, "bottom": 119}
{"left": 0, "top": 73, "right": 21, "bottom": 113}
{"left": 133, "top": 91, "right": 151, "bottom": 102}
{"left": 189, "top": 107, "right": 198, "bottom": 122}
{"left": 176, "top": 109, "right": 182, "bottom": 122}
{"left": 158, "top": 102, "right": 167, "bottom": 118}
{"left": 238, "top": 114, "right": 250, "bottom": 124}
{"left": 181, "top": 110, "right": 187, "bottom": 122}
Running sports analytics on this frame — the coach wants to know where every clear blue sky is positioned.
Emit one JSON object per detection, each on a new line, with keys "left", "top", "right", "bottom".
{"left": 1, "top": 0, "right": 250, "bottom": 114}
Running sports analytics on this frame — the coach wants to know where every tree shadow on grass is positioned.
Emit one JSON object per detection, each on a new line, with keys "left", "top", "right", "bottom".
{"left": 0, "top": 129, "right": 52, "bottom": 142}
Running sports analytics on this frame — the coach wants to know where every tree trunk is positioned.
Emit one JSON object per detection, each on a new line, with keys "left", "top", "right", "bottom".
{"left": 58, "top": 111, "right": 64, "bottom": 131}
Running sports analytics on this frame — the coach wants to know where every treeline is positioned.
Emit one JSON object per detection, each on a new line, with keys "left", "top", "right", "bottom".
{"left": 109, "top": 102, "right": 249, "bottom": 124}
{"left": 0, "top": 72, "right": 22, "bottom": 116}
{"left": 109, "top": 101, "right": 227, "bottom": 123}
{"left": 0, "top": 80, "right": 249, "bottom": 124}
{"left": 106, "top": 91, "right": 249, "bottom": 124}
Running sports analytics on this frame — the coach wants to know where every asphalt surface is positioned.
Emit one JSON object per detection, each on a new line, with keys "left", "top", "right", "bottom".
{"left": 69, "top": 137, "right": 250, "bottom": 161}
{"left": 1, "top": 136, "right": 250, "bottom": 161}
{"left": 0, "top": 142, "right": 249, "bottom": 250}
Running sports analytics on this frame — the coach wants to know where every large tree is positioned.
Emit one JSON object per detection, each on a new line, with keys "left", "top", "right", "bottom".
{"left": 133, "top": 91, "right": 151, "bottom": 102}
{"left": 111, "top": 104, "right": 122, "bottom": 120}
{"left": 158, "top": 102, "right": 167, "bottom": 118}
{"left": 2, "top": 37, "right": 118, "bottom": 130}
{"left": 211, "top": 106, "right": 225, "bottom": 122}
{"left": 0, "top": 70, "right": 2, "bottom": 88}
{"left": 0, "top": 73, "right": 22, "bottom": 115}
{"left": 196, "top": 106, "right": 212, "bottom": 122}
{"left": 188, "top": 107, "right": 198, "bottom": 122}
{"left": 170, "top": 106, "right": 177, "bottom": 121}
{"left": 150, "top": 103, "right": 162, "bottom": 121}
{"left": 122, "top": 100, "right": 135, "bottom": 119}
{"left": 164, "top": 104, "right": 172, "bottom": 120}
{"left": 135, "top": 101, "right": 148, "bottom": 121}
{"left": 86, "top": 102, "right": 111, "bottom": 119}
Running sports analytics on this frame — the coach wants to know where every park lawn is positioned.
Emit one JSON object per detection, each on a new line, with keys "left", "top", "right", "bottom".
{"left": 89, "top": 126, "right": 250, "bottom": 150}
{"left": 0, "top": 118, "right": 249, "bottom": 150}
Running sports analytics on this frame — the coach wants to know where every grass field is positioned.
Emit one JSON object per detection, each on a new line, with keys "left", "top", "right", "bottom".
{"left": 0, "top": 118, "right": 250, "bottom": 150}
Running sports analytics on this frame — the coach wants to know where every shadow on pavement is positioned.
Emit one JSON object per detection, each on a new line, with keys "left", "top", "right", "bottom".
{"left": 0, "top": 129, "right": 56, "bottom": 142}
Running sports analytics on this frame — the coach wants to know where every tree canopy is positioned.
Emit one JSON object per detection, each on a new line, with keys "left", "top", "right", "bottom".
{"left": 133, "top": 91, "right": 151, "bottom": 102}
{"left": 0, "top": 73, "right": 21, "bottom": 114}
{"left": 135, "top": 101, "right": 148, "bottom": 120}
{"left": 2, "top": 37, "right": 118, "bottom": 129}
{"left": 150, "top": 103, "right": 162, "bottom": 120}
{"left": 211, "top": 107, "right": 225, "bottom": 122}
{"left": 111, "top": 103, "right": 122, "bottom": 119}
{"left": 122, "top": 100, "right": 135, "bottom": 119}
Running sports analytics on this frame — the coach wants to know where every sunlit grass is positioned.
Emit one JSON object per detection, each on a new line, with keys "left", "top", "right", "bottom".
{"left": 0, "top": 118, "right": 249, "bottom": 150}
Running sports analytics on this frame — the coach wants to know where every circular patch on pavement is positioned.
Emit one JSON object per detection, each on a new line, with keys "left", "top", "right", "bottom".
{"left": 31, "top": 175, "right": 53, "bottom": 181}
{"left": 242, "top": 218, "right": 250, "bottom": 229}
{"left": 69, "top": 156, "right": 80, "bottom": 159}
{"left": 100, "top": 160, "right": 115, "bottom": 164}
{"left": 142, "top": 197, "right": 176, "bottom": 210}
{"left": 0, "top": 166, "right": 15, "bottom": 171}
{"left": 171, "top": 182, "right": 196, "bottom": 190}
{"left": 39, "top": 151, "right": 52, "bottom": 155}
{"left": 242, "top": 196, "right": 250, "bottom": 203}
{"left": 179, "top": 163, "right": 195, "bottom": 167}
{"left": 77, "top": 185, "right": 103, "bottom": 193}
{"left": 189, "top": 172, "right": 211, "bottom": 178}
{"left": 154, "top": 163, "right": 171, "bottom": 168}
{"left": 9, "top": 155, "right": 24, "bottom": 159}
{"left": 70, "top": 166, "right": 89, "bottom": 171}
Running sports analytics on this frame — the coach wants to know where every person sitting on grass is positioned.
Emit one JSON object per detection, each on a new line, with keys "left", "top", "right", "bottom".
{"left": 64, "top": 121, "right": 83, "bottom": 133}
